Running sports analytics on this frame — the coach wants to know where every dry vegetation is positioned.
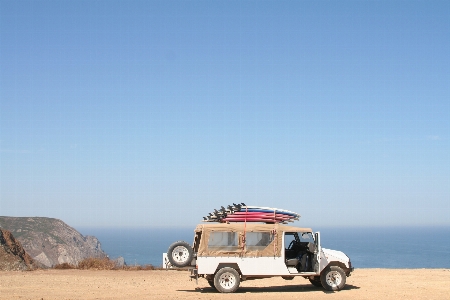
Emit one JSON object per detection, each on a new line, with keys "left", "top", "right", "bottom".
{"left": 77, "top": 257, "right": 116, "bottom": 270}
{"left": 53, "top": 257, "right": 159, "bottom": 271}
{"left": 53, "top": 262, "right": 76, "bottom": 269}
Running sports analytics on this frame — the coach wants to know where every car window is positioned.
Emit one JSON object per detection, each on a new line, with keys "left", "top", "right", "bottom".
{"left": 208, "top": 232, "right": 239, "bottom": 251}
{"left": 284, "top": 233, "right": 297, "bottom": 248}
{"left": 246, "top": 232, "right": 273, "bottom": 251}
{"left": 284, "top": 232, "right": 314, "bottom": 248}
{"left": 299, "top": 232, "right": 314, "bottom": 243}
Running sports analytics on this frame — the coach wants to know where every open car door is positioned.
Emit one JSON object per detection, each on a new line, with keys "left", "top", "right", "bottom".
{"left": 314, "top": 232, "right": 321, "bottom": 274}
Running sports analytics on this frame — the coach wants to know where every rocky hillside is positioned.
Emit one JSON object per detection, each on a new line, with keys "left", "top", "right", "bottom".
{"left": 0, "top": 229, "right": 37, "bottom": 271}
{"left": 0, "top": 217, "right": 107, "bottom": 268}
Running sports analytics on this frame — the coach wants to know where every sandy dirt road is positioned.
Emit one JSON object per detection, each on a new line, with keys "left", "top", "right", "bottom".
{"left": 1, "top": 269, "right": 449, "bottom": 300}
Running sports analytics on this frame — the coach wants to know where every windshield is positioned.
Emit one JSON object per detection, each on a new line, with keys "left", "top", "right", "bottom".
{"left": 300, "top": 232, "right": 314, "bottom": 243}
{"left": 284, "top": 232, "right": 314, "bottom": 247}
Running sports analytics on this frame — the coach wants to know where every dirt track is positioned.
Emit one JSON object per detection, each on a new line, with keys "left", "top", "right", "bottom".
{"left": 1, "top": 269, "right": 449, "bottom": 299}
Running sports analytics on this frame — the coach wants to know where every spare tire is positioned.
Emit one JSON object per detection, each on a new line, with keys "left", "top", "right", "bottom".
{"left": 167, "top": 241, "right": 193, "bottom": 268}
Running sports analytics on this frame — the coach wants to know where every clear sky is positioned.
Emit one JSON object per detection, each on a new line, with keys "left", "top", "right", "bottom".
{"left": 1, "top": 0, "right": 449, "bottom": 229}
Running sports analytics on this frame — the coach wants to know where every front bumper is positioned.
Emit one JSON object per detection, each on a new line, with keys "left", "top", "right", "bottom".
{"left": 347, "top": 261, "right": 354, "bottom": 276}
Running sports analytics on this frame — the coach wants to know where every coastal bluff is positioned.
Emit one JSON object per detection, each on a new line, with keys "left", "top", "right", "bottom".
{"left": 0, "top": 228, "right": 37, "bottom": 270}
{"left": 0, "top": 217, "right": 107, "bottom": 268}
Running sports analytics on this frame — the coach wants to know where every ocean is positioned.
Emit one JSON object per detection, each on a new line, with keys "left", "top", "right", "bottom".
{"left": 78, "top": 226, "right": 450, "bottom": 269}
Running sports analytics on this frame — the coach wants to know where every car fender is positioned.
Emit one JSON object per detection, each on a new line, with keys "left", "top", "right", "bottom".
{"left": 320, "top": 248, "right": 351, "bottom": 272}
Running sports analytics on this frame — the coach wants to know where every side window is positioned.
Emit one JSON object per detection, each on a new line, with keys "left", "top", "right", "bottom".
{"left": 246, "top": 232, "right": 273, "bottom": 251}
{"left": 208, "top": 232, "right": 239, "bottom": 251}
{"left": 284, "top": 233, "right": 297, "bottom": 249}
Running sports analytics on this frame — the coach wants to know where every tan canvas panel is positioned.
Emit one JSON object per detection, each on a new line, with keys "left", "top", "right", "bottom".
{"left": 195, "top": 223, "right": 312, "bottom": 257}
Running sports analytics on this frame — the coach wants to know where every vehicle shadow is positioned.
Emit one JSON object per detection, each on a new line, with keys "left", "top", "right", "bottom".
{"left": 179, "top": 284, "right": 360, "bottom": 294}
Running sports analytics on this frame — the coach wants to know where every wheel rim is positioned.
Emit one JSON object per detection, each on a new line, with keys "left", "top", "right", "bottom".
{"left": 218, "top": 272, "right": 236, "bottom": 290}
{"left": 172, "top": 246, "right": 189, "bottom": 263}
{"left": 325, "top": 270, "right": 342, "bottom": 287}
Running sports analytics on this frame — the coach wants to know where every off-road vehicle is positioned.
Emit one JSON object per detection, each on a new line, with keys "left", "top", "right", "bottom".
{"left": 166, "top": 222, "right": 353, "bottom": 292}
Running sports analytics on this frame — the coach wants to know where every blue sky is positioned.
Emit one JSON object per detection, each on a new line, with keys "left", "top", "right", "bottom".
{"left": 1, "top": 0, "right": 449, "bottom": 228}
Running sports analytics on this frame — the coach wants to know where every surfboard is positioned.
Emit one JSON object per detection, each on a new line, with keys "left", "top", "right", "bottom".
{"left": 243, "top": 208, "right": 299, "bottom": 218}
{"left": 231, "top": 211, "right": 298, "bottom": 218}
{"left": 221, "top": 218, "right": 289, "bottom": 223}
{"left": 223, "top": 215, "right": 292, "bottom": 220}
{"left": 225, "top": 213, "right": 295, "bottom": 221}
{"left": 202, "top": 203, "right": 300, "bottom": 224}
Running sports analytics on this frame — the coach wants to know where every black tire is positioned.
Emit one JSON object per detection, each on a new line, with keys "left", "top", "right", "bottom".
{"left": 214, "top": 267, "right": 240, "bottom": 293}
{"left": 167, "top": 241, "right": 193, "bottom": 268}
{"left": 207, "top": 280, "right": 216, "bottom": 289}
{"left": 320, "top": 266, "right": 346, "bottom": 291}
{"left": 309, "top": 276, "right": 323, "bottom": 287}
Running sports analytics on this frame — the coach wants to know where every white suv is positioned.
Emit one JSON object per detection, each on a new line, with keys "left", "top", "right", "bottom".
{"left": 166, "top": 222, "right": 353, "bottom": 293}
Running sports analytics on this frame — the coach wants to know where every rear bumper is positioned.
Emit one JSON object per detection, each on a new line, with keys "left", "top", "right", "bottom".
{"left": 189, "top": 268, "right": 198, "bottom": 283}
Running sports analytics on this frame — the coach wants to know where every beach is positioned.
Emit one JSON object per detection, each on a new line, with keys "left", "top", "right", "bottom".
{"left": 1, "top": 269, "right": 449, "bottom": 299}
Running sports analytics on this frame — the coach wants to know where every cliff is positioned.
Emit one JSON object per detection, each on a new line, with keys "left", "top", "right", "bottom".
{"left": 0, "top": 228, "right": 37, "bottom": 270}
{"left": 0, "top": 217, "right": 107, "bottom": 268}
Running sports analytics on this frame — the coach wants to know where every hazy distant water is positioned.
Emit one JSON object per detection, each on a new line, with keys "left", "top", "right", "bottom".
{"left": 78, "top": 227, "right": 193, "bottom": 267}
{"left": 318, "top": 227, "right": 450, "bottom": 269}
{"left": 78, "top": 226, "right": 450, "bottom": 269}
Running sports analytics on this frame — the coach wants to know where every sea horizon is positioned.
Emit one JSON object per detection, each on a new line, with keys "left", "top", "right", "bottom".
{"left": 77, "top": 225, "right": 450, "bottom": 269}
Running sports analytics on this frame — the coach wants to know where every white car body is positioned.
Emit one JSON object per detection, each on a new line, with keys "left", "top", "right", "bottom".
{"left": 190, "top": 231, "right": 352, "bottom": 277}
{"left": 165, "top": 223, "right": 353, "bottom": 293}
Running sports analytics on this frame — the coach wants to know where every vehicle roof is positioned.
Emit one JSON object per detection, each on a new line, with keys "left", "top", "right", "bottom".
{"left": 195, "top": 223, "right": 312, "bottom": 233}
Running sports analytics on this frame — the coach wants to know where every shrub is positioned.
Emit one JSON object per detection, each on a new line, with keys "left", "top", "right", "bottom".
{"left": 54, "top": 262, "right": 76, "bottom": 269}
{"left": 53, "top": 257, "right": 162, "bottom": 271}
{"left": 123, "top": 264, "right": 159, "bottom": 271}
{"left": 77, "top": 257, "right": 116, "bottom": 270}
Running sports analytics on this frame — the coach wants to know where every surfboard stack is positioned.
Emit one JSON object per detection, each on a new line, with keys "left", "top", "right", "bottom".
{"left": 202, "top": 203, "right": 300, "bottom": 224}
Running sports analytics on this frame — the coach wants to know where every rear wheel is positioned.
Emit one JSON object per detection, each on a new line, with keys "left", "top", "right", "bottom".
{"left": 320, "top": 266, "right": 346, "bottom": 291}
{"left": 207, "top": 280, "right": 216, "bottom": 289}
{"left": 167, "top": 241, "right": 193, "bottom": 268}
{"left": 214, "top": 267, "right": 240, "bottom": 293}
{"left": 309, "top": 276, "right": 323, "bottom": 287}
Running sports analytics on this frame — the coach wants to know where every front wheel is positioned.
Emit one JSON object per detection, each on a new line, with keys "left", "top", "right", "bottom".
{"left": 167, "top": 241, "right": 193, "bottom": 268}
{"left": 214, "top": 267, "right": 240, "bottom": 293}
{"left": 320, "top": 266, "right": 346, "bottom": 291}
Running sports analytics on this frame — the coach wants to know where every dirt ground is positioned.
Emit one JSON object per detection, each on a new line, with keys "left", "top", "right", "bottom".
{"left": 0, "top": 269, "right": 449, "bottom": 300}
